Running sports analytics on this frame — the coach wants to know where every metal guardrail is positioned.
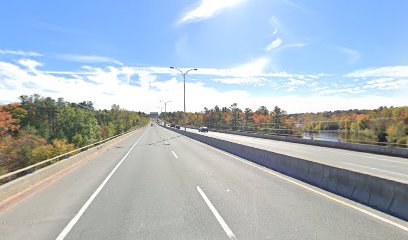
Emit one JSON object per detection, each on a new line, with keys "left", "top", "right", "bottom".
{"left": 182, "top": 124, "right": 408, "bottom": 149}
{"left": 0, "top": 125, "right": 145, "bottom": 183}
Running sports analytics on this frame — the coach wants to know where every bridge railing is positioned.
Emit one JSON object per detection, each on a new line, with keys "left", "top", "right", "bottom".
{"left": 0, "top": 125, "right": 145, "bottom": 184}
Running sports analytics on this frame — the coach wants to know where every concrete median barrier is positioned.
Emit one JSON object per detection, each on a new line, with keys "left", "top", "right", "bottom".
{"left": 164, "top": 126, "right": 408, "bottom": 221}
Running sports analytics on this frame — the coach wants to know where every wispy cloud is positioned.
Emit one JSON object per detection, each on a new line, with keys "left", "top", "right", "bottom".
{"left": 129, "top": 58, "right": 323, "bottom": 81}
{"left": 56, "top": 54, "right": 123, "bottom": 65}
{"left": 269, "top": 16, "right": 282, "bottom": 30}
{"left": 337, "top": 47, "right": 361, "bottom": 64}
{"left": 265, "top": 15, "right": 308, "bottom": 52}
{"left": 265, "top": 38, "right": 283, "bottom": 51}
{"left": 0, "top": 49, "right": 42, "bottom": 57}
{"left": 287, "top": 78, "right": 306, "bottom": 86}
{"left": 363, "top": 78, "right": 408, "bottom": 90}
{"left": 268, "top": 16, "right": 283, "bottom": 36}
{"left": 267, "top": 42, "right": 308, "bottom": 53}
{"left": 17, "top": 59, "right": 43, "bottom": 72}
{"left": 319, "top": 87, "right": 366, "bottom": 95}
{"left": 228, "top": 57, "right": 269, "bottom": 77}
{"left": 179, "top": 0, "right": 245, "bottom": 24}
{"left": 36, "top": 20, "right": 87, "bottom": 36}
{"left": 345, "top": 65, "right": 408, "bottom": 78}
{"left": 279, "top": 42, "right": 308, "bottom": 51}
{"left": 37, "top": 21, "right": 66, "bottom": 32}
{"left": 213, "top": 77, "right": 267, "bottom": 86}
{"left": 153, "top": 57, "right": 275, "bottom": 78}
{"left": 5, "top": 56, "right": 324, "bottom": 88}
{"left": 37, "top": 56, "right": 326, "bottom": 89}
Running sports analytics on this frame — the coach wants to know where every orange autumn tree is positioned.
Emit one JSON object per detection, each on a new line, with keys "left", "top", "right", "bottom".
{"left": 351, "top": 114, "right": 370, "bottom": 132}
{"left": 253, "top": 113, "right": 269, "bottom": 131}
{"left": 284, "top": 117, "right": 297, "bottom": 130}
{"left": 0, "top": 105, "right": 23, "bottom": 136}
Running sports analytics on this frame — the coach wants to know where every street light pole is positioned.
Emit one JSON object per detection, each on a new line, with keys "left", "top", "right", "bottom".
{"left": 170, "top": 67, "right": 197, "bottom": 131}
{"left": 160, "top": 100, "right": 171, "bottom": 126}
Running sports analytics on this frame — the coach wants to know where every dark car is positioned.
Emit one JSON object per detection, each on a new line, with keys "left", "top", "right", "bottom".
{"left": 198, "top": 126, "right": 208, "bottom": 132}
{"left": 175, "top": 125, "right": 181, "bottom": 129}
{"left": 170, "top": 124, "right": 175, "bottom": 127}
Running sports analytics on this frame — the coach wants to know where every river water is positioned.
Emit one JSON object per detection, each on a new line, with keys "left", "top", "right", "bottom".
{"left": 302, "top": 131, "right": 345, "bottom": 142}
{"left": 301, "top": 131, "right": 383, "bottom": 145}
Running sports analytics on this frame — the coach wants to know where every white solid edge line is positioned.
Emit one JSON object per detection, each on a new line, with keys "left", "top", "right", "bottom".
{"left": 191, "top": 139, "right": 408, "bottom": 232}
{"left": 55, "top": 130, "right": 146, "bottom": 240}
{"left": 197, "top": 186, "right": 237, "bottom": 240}
{"left": 171, "top": 150, "right": 178, "bottom": 159}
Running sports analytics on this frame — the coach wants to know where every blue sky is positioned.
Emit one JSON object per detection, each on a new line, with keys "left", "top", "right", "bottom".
{"left": 0, "top": 0, "right": 407, "bottom": 113}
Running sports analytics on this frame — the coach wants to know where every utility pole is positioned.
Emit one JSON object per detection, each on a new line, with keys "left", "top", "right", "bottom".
{"left": 170, "top": 67, "right": 197, "bottom": 131}
{"left": 160, "top": 100, "right": 171, "bottom": 126}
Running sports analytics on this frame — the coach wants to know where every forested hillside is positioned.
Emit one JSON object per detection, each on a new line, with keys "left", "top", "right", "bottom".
{"left": 162, "top": 104, "right": 408, "bottom": 146}
{"left": 0, "top": 94, "right": 148, "bottom": 175}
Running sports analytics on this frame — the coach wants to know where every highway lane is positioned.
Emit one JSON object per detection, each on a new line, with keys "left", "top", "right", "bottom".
{"left": 0, "top": 128, "right": 147, "bottom": 239}
{"left": 185, "top": 128, "right": 408, "bottom": 183}
{"left": 0, "top": 123, "right": 407, "bottom": 239}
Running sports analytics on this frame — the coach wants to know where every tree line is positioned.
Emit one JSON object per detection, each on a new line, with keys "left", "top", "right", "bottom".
{"left": 0, "top": 94, "right": 148, "bottom": 175}
{"left": 161, "top": 104, "right": 408, "bottom": 146}
{"left": 162, "top": 104, "right": 290, "bottom": 134}
{"left": 291, "top": 106, "right": 407, "bottom": 144}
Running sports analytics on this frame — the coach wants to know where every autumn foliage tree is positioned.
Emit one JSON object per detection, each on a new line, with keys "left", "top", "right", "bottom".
{"left": 163, "top": 104, "right": 407, "bottom": 146}
{"left": 0, "top": 94, "right": 147, "bottom": 175}
{"left": 0, "top": 104, "right": 26, "bottom": 136}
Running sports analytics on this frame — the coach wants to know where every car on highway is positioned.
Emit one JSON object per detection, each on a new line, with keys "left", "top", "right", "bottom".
{"left": 198, "top": 126, "right": 208, "bottom": 132}
{"left": 175, "top": 125, "right": 180, "bottom": 129}
{"left": 170, "top": 124, "right": 175, "bottom": 127}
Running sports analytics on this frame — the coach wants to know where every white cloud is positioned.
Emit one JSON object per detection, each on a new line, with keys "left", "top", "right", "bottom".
{"left": 56, "top": 54, "right": 123, "bottom": 65}
{"left": 229, "top": 57, "right": 269, "bottom": 76}
{"left": 285, "top": 87, "right": 297, "bottom": 92}
{"left": 0, "top": 61, "right": 74, "bottom": 94}
{"left": 345, "top": 65, "right": 408, "bottom": 78}
{"left": 265, "top": 38, "right": 283, "bottom": 51}
{"left": 319, "top": 87, "right": 366, "bottom": 95}
{"left": 18, "top": 59, "right": 43, "bottom": 70}
{"left": 337, "top": 47, "right": 361, "bottom": 64}
{"left": 213, "top": 77, "right": 267, "bottom": 86}
{"left": 279, "top": 42, "right": 308, "bottom": 51}
{"left": 0, "top": 59, "right": 252, "bottom": 113}
{"left": 287, "top": 78, "right": 306, "bottom": 86}
{"left": 44, "top": 57, "right": 317, "bottom": 87}
{"left": 146, "top": 57, "right": 287, "bottom": 79}
{"left": 0, "top": 49, "right": 42, "bottom": 57}
{"left": 2, "top": 58, "right": 406, "bottom": 114}
{"left": 310, "top": 86, "right": 329, "bottom": 92}
{"left": 179, "top": 0, "right": 245, "bottom": 23}
{"left": 363, "top": 78, "right": 408, "bottom": 90}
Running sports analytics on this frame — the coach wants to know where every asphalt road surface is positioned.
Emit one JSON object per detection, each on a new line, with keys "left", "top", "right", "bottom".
{"left": 186, "top": 128, "right": 408, "bottom": 183}
{"left": 0, "top": 123, "right": 407, "bottom": 239}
